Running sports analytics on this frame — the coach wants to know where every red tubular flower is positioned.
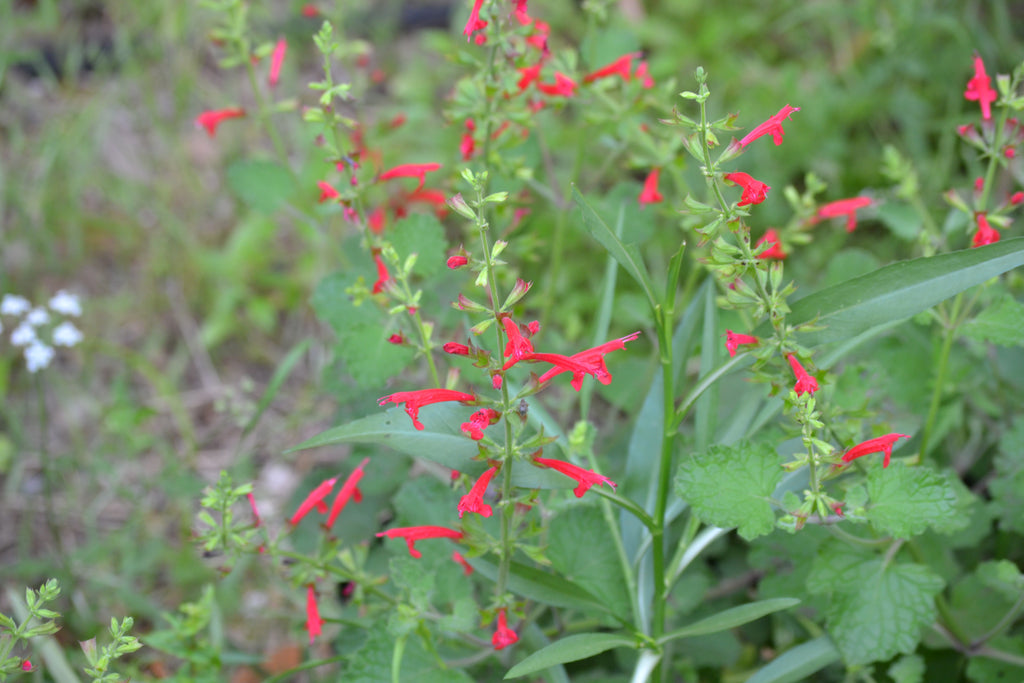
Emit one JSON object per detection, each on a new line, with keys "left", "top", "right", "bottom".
{"left": 841, "top": 433, "right": 910, "bottom": 468}
{"left": 21, "top": 660, "right": 32, "bottom": 672}
{"left": 535, "top": 332, "right": 641, "bottom": 390}
{"left": 301, "top": 4, "right": 319, "bottom": 17}
{"left": 738, "top": 104, "right": 800, "bottom": 147}
{"left": 379, "top": 163, "right": 442, "bottom": 191}
{"left": 639, "top": 167, "right": 664, "bottom": 205}
{"left": 378, "top": 389, "right": 476, "bottom": 430}
{"left": 517, "top": 63, "right": 543, "bottom": 92}
{"left": 325, "top": 458, "right": 369, "bottom": 528}
{"left": 1011, "top": 192, "right": 1024, "bottom": 205}
{"left": 246, "top": 492, "right": 261, "bottom": 527}
{"left": 317, "top": 181, "right": 339, "bottom": 203}
{"left": 534, "top": 455, "right": 616, "bottom": 497}
{"left": 787, "top": 354, "right": 818, "bottom": 396}
{"left": 447, "top": 254, "right": 469, "bottom": 269}
{"left": 973, "top": 212, "right": 1000, "bottom": 247}
{"left": 725, "top": 330, "right": 759, "bottom": 357}
{"left": 367, "top": 207, "right": 386, "bottom": 234}
{"left": 376, "top": 526, "right": 464, "bottom": 558}
{"left": 756, "top": 228, "right": 787, "bottom": 259}
{"left": 723, "top": 172, "right": 770, "bottom": 206}
{"left": 461, "top": 118, "right": 476, "bottom": 159}
{"left": 195, "top": 108, "right": 245, "bottom": 137}
{"left": 372, "top": 252, "right": 390, "bottom": 294}
{"left": 306, "top": 584, "right": 323, "bottom": 644}
{"left": 452, "top": 551, "right": 474, "bottom": 575}
{"left": 268, "top": 38, "right": 287, "bottom": 87}
{"left": 461, "top": 409, "right": 501, "bottom": 441}
{"left": 457, "top": 466, "right": 498, "bottom": 517}
{"left": 444, "top": 342, "right": 471, "bottom": 355}
{"left": 814, "top": 197, "right": 872, "bottom": 232}
{"left": 387, "top": 333, "right": 404, "bottom": 345}
{"left": 463, "top": 0, "right": 488, "bottom": 41}
{"left": 501, "top": 317, "right": 536, "bottom": 370}
{"left": 965, "top": 54, "right": 997, "bottom": 121}
{"left": 583, "top": 53, "right": 639, "bottom": 83}
{"left": 289, "top": 476, "right": 337, "bottom": 525}
{"left": 492, "top": 608, "right": 518, "bottom": 650}
{"left": 636, "top": 60, "right": 653, "bottom": 88}
{"left": 536, "top": 73, "right": 577, "bottom": 97}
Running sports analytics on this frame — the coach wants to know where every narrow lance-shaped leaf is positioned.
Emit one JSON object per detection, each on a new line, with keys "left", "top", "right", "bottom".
{"left": 572, "top": 185, "right": 658, "bottom": 311}
{"left": 657, "top": 598, "right": 800, "bottom": 644}
{"left": 504, "top": 633, "right": 638, "bottom": 679}
{"left": 784, "top": 237, "right": 1024, "bottom": 346}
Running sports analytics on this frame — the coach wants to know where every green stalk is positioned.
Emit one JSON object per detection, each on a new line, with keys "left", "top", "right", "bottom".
{"left": 919, "top": 292, "right": 962, "bottom": 459}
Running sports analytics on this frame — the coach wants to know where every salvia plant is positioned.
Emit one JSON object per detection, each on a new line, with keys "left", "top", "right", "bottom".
{"left": 172, "top": 1, "right": 1024, "bottom": 681}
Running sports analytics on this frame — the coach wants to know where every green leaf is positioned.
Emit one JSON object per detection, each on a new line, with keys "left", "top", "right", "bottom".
{"left": 674, "top": 442, "right": 783, "bottom": 540}
{"left": 547, "top": 507, "right": 631, "bottom": 620}
{"left": 809, "top": 548, "right": 944, "bottom": 666}
{"left": 345, "top": 624, "right": 474, "bottom": 683}
{"left": 962, "top": 294, "right": 1024, "bottom": 347}
{"left": 745, "top": 636, "right": 841, "bottom": 683}
{"left": 469, "top": 558, "right": 612, "bottom": 615}
{"left": 657, "top": 598, "right": 799, "bottom": 645}
{"left": 991, "top": 417, "right": 1024, "bottom": 533}
{"left": 334, "top": 325, "right": 416, "bottom": 388}
{"left": 785, "top": 237, "right": 1024, "bottom": 346}
{"left": 864, "top": 463, "right": 962, "bottom": 538}
{"left": 572, "top": 185, "right": 658, "bottom": 310}
{"left": 877, "top": 202, "right": 921, "bottom": 241}
{"left": 225, "top": 160, "right": 296, "bottom": 213}
{"left": 503, "top": 633, "right": 637, "bottom": 679}
{"left": 311, "top": 272, "right": 379, "bottom": 333}
{"left": 965, "top": 636, "right": 1024, "bottom": 682}
{"left": 389, "top": 214, "right": 447, "bottom": 278}
{"left": 287, "top": 404, "right": 568, "bottom": 490}
{"left": 888, "top": 654, "right": 926, "bottom": 683}
{"left": 976, "top": 560, "right": 1024, "bottom": 602}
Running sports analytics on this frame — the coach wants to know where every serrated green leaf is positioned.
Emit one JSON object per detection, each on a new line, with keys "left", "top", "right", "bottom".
{"left": 547, "top": 507, "right": 631, "bottom": 620}
{"left": 504, "top": 632, "right": 637, "bottom": 679}
{"left": 572, "top": 185, "right": 658, "bottom": 310}
{"left": 225, "top": 160, "right": 296, "bottom": 213}
{"left": 865, "top": 463, "right": 962, "bottom": 538}
{"left": 784, "top": 237, "right": 1024, "bottom": 346}
{"left": 311, "top": 271, "right": 379, "bottom": 333}
{"left": 657, "top": 598, "right": 799, "bottom": 644}
{"left": 674, "top": 442, "right": 783, "bottom": 540}
{"left": 469, "top": 558, "right": 611, "bottom": 615}
{"left": 745, "top": 636, "right": 841, "bottom": 683}
{"left": 438, "top": 597, "right": 477, "bottom": 633}
{"left": 286, "top": 404, "right": 567, "bottom": 490}
{"left": 335, "top": 325, "right": 416, "bottom": 388}
{"left": 390, "top": 556, "right": 435, "bottom": 608}
{"left": 888, "top": 654, "right": 925, "bottom": 683}
{"left": 962, "top": 295, "right": 1024, "bottom": 347}
{"left": 389, "top": 214, "right": 447, "bottom": 278}
{"left": 820, "top": 558, "right": 944, "bottom": 666}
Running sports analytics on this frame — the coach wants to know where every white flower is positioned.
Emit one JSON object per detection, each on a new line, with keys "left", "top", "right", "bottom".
{"left": 1, "top": 294, "right": 31, "bottom": 316}
{"left": 25, "top": 342, "right": 54, "bottom": 373}
{"left": 52, "top": 321, "right": 83, "bottom": 347}
{"left": 26, "top": 307, "right": 49, "bottom": 326}
{"left": 49, "top": 290, "right": 82, "bottom": 317}
{"left": 10, "top": 322, "right": 36, "bottom": 346}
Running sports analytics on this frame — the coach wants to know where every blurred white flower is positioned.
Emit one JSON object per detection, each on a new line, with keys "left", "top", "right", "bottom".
{"left": 48, "top": 290, "right": 82, "bottom": 317}
{"left": 26, "top": 307, "right": 49, "bottom": 326}
{"left": 25, "top": 342, "right": 54, "bottom": 373}
{"left": 10, "top": 323, "right": 36, "bottom": 346}
{"left": 1, "top": 294, "right": 31, "bottom": 316}
{"left": 52, "top": 321, "right": 83, "bottom": 347}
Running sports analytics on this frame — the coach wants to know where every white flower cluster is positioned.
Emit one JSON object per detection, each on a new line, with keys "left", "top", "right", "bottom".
{"left": 1, "top": 290, "right": 83, "bottom": 373}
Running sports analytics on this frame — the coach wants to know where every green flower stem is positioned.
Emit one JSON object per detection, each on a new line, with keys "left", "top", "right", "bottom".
{"left": 977, "top": 106, "right": 1010, "bottom": 212}
{"left": 244, "top": 59, "right": 293, "bottom": 179}
{"left": 410, "top": 308, "right": 441, "bottom": 388}
{"left": 919, "top": 291, "right": 963, "bottom": 459}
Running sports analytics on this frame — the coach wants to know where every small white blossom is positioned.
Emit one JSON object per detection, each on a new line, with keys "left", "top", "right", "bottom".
{"left": 1, "top": 294, "right": 31, "bottom": 316}
{"left": 25, "top": 342, "right": 54, "bottom": 373}
{"left": 26, "top": 307, "right": 49, "bottom": 326}
{"left": 10, "top": 323, "right": 36, "bottom": 346}
{"left": 52, "top": 321, "right": 83, "bottom": 347}
{"left": 48, "top": 290, "right": 82, "bottom": 317}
